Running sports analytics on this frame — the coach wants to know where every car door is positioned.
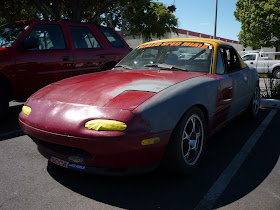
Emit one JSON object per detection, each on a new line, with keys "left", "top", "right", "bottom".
{"left": 220, "top": 46, "right": 251, "bottom": 119}
{"left": 67, "top": 24, "right": 108, "bottom": 76}
{"left": 242, "top": 54, "right": 257, "bottom": 69}
{"left": 14, "top": 22, "right": 74, "bottom": 98}
{"left": 212, "top": 45, "right": 251, "bottom": 130}
{"left": 256, "top": 55, "right": 270, "bottom": 73}
{"left": 212, "top": 47, "right": 234, "bottom": 128}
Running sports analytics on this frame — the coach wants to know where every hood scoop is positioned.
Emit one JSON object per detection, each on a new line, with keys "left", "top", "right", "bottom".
{"left": 111, "top": 80, "right": 173, "bottom": 97}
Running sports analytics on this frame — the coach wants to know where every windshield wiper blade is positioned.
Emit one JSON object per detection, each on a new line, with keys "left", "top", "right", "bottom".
{"left": 144, "top": 63, "right": 188, "bottom": 71}
{"left": 113, "top": 64, "right": 132, "bottom": 69}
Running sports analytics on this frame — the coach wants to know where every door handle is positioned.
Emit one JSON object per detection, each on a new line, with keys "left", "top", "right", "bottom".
{"left": 99, "top": 54, "right": 105, "bottom": 58}
{"left": 250, "top": 62, "right": 253, "bottom": 64}
{"left": 62, "top": 56, "right": 70, "bottom": 61}
{"left": 244, "top": 74, "right": 248, "bottom": 81}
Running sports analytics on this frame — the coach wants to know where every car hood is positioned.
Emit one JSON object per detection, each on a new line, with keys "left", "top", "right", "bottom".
{"left": 30, "top": 69, "right": 206, "bottom": 110}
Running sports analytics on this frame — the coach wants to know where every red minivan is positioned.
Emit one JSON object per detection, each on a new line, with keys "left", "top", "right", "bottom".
{"left": 0, "top": 20, "right": 131, "bottom": 117}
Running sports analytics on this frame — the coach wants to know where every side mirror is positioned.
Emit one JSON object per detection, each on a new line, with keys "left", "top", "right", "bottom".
{"left": 22, "top": 37, "right": 39, "bottom": 50}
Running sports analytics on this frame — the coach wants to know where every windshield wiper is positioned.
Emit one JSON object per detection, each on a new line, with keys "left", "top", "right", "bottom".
{"left": 144, "top": 63, "right": 188, "bottom": 71}
{"left": 113, "top": 64, "right": 132, "bottom": 69}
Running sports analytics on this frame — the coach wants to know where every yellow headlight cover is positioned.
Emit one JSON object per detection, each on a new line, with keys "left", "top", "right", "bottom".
{"left": 22, "top": 106, "right": 31, "bottom": 116}
{"left": 85, "top": 119, "right": 127, "bottom": 131}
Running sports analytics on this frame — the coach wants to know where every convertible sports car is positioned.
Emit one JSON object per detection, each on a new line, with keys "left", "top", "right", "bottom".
{"left": 19, "top": 38, "right": 260, "bottom": 175}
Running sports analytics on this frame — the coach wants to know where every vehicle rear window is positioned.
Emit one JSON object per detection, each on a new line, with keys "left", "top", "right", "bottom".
{"left": 99, "top": 27, "right": 125, "bottom": 48}
{"left": 69, "top": 26, "right": 100, "bottom": 49}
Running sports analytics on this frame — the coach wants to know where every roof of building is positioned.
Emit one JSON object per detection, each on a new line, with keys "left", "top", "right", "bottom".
{"left": 176, "top": 29, "right": 240, "bottom": 44}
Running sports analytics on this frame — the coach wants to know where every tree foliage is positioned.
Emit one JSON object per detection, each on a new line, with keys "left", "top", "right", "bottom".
{"left": 100, "top": 1, "right": 178, "bottom": 40}
{"left": 234, "top": 0, "right": 280, "bottom": 49}
{"left": 0, "top": 0, "right": 178, "bottom": 40}
{"left": 0, "top": 0, "right": 40, "bottom": 25}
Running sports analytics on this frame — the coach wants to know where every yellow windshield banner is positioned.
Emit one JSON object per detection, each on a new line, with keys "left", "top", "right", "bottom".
{"left": 138, "top": 42, "right": 210, "bottom": 49}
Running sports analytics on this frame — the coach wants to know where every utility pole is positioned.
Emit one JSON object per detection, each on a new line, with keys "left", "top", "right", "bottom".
{"left": 214, "top": 0, "right": 218, "bottom": 39}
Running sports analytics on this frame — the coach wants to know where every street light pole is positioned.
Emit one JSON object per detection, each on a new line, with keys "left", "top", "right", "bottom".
{"left": 214, "top": 0, "right": 218, "bottom": 39}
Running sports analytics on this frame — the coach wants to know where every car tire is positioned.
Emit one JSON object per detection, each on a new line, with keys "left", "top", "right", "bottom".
{"left": 161, "top": 106, "right": 207, "bottom": 175}
{"left": 273, "top": 68, "right": 280, "bottom": 79}
{"left": 246, "top": 85, "right": 260, "bottom": 119}
{"left": 0, "top": 81, "right": 10, "bottom": 119}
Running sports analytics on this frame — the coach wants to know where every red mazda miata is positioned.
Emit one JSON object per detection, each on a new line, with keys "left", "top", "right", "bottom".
{"left": 19, "top": 38, "right": 260, "bottom": 175}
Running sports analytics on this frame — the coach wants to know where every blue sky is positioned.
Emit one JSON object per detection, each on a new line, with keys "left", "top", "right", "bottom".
{"left": 159, "top": 0, "right": 241, "bottom": 41}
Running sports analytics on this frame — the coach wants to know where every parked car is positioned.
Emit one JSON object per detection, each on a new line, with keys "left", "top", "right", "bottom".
{"left": 241, "top": 52, "right": 280, "bottom": 78}
{"left": 0, "top": 20, "right": 131, "bottom": 117}
{"left": 19, "top": 38, "right": 260, "bottom": 175}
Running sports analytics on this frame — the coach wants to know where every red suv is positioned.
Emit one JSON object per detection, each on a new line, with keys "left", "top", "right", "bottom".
{"left": 0, "top": 20, "right": 131, "bottom": 117}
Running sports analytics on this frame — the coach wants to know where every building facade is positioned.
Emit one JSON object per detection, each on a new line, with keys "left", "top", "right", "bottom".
{"left": 121, "top": 29, "right": 276, "bottom": 55}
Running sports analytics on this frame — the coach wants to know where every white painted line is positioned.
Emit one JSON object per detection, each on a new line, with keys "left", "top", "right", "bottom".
{"left": 195, "top": 110, "right": 277, "bottom": 210}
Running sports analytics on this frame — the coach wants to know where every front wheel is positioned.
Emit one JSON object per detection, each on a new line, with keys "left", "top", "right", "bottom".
{"left": 161, "top": 107, "right": 207, "bottom": 175}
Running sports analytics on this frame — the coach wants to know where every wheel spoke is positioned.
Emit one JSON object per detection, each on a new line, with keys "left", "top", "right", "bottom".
{"left": 183, "top": 131, "right": 189, "bottom": 140}
{"left": 190, "top": 117, "right": 196, "bottom": 133}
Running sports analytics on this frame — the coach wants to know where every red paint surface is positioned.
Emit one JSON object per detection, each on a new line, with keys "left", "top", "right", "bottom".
{"left": 30, "top": 69, "right": 205, "bottom": 106}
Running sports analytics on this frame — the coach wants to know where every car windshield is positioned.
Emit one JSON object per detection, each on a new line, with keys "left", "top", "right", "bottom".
{"left": 0, "top": 21, "right": 31, "bottom": 48}
{"left": 114, "top": 41, "right": 213, "bottom": 73}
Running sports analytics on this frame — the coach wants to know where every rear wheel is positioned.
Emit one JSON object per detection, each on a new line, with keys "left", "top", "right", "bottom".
{"left": 273, "top": 68, "right": 280, "bottom": 79}
{"left": 162, "top": 107, "right": 207, "bottom": 175}
{"left": 246, "top": 85, "right": 260, "bottom": 119}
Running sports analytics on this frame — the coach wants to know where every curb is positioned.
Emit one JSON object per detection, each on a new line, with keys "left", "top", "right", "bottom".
{"left": 260, "top": 98, "right": 280, "bottom": 110}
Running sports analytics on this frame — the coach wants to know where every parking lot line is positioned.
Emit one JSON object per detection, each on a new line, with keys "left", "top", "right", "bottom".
{"left": 195, "top": 110, "right": 277, "bottom": 210}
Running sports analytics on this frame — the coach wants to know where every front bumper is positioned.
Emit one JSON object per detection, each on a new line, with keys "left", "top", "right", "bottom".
{"left": 39, "top": 148, "right": 158, "bottom": 176}
{"left": 20, "top": 119, "right": 172, "bottom": 173}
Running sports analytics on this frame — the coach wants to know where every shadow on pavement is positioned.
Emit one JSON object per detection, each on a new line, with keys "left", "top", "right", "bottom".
{"left": 0, "top": 105, "right": 24, "bottom": 141}
{"left": 214, "top": 110, "right": 280, "bottom": 208}
{"left": 46, "top": 110, "right": 279, "bottom": 209}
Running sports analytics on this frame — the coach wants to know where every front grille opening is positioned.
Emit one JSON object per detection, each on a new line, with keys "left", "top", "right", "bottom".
{"left": 32, "top": 138, "right": 90, "bottom": 158}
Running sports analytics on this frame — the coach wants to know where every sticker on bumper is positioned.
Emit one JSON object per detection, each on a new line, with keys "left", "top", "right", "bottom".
{"left": 50, "top": 156, "right": 68, "bottom": 168}
{"left": 50, "top": 156, "right": 86, "bottom": 171}
{"left": 68, "top": 153, "right": 86, "bottom": 165}
{"left": 68, "top": 163, "right": 86, "bottom": 170}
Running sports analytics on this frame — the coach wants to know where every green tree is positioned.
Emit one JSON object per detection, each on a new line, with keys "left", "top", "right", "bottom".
{"left": 0, "top": 0, "right": 178, "bottom": 40}
{"left": 99, "top": 1, "right": 178, "bottom": 40}
{"left": 234, "top": 0, "right": 280, "bottom": 49}
{"left": 0, "top": 0, "right": 40, "bottom": 25}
